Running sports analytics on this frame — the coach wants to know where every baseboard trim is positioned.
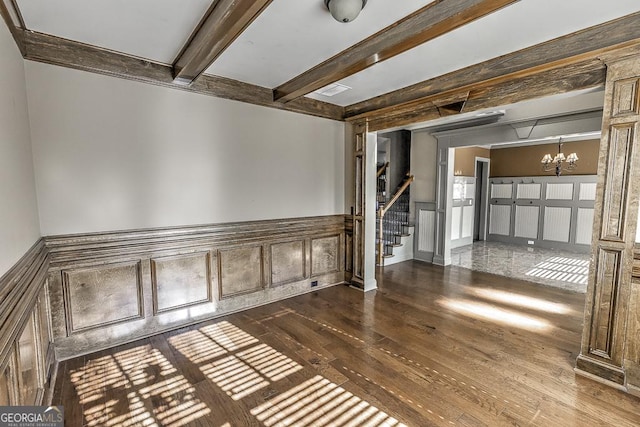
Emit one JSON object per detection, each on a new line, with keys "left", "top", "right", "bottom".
{"left": 575, "top": 354, "right": 626, "bottom": 386}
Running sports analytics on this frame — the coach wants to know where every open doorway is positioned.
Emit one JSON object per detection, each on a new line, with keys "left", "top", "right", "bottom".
{"left": 473, "top": 158, "right": 490, "bottom": 241}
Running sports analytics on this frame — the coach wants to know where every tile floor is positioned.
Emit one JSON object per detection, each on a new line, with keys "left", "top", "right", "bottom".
{"left": 450, "top": 241, "right": 590, "bottom": 293}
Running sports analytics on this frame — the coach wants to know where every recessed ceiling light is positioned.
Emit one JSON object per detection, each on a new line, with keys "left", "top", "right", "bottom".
{"left": 313, "top": 83, "right": 351, "bottom": 97}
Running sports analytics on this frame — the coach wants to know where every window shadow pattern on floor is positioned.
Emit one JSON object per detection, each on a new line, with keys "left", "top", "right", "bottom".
{"left": 524, "top": 256, "right": 589, "bottom": 286}
{"left": 69, "top": 320, "right": 406, "bottom": 426}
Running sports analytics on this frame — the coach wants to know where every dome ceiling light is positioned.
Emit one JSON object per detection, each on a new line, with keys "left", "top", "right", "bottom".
{"left": 324, "top": 0, "right": 368, "bottom": 23}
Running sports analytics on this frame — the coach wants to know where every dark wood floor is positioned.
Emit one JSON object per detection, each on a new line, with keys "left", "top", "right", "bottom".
{"left": 53, "top": 261, "right": 640, "bottom": 426}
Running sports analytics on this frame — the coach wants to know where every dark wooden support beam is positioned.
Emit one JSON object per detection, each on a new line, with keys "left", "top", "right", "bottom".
{"left": 346, "top": 12, "right": 640, "bottom": 120}
{"left": 0, "top": 0, "right": 25, "bottom": 54}
{"left": 21, "top": 30, "right": 344, "bottom": 121}
{"left": 365, "top": 60, "right": 606, "bottom": 132}
{"left": 273, "top": 0, "right": 518, "bottom": 103}
{"left": 172, "top": 0, "right": 273, "bottom": 85}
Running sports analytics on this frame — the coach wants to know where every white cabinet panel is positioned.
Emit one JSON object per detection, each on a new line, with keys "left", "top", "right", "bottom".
{"left": 491, "top": 183, "right": 513, "bottom": 199}
{"left": 517, "top": 183, "right": 541, "bottom": 200}
{"left": 451, "top": 206, "right": 462, "bottom": 240}
{"left": 543, "top": 207, "right": 572, "bottom": 242}
{"left": 576, "top": 208, "right": 594, "bottom": 245}
{"left": 579, "top": 183, "right": 597, "bottom": 201}
{"left": 418, "top": 210, "right": 435, "bottom": 252}
{"left": 546, "top": 183, "right": 574, "bottom": 200}
{"left": 515, "top": 206, "right": 539, "bottom": 239}
{"left": 462, "top": 206, "right": 474, "bottom": 239}
{"left": 489, "top": 205, "right": 511, "bottom": 236}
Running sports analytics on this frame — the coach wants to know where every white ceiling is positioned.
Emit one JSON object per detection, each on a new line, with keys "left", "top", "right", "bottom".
{"left": 402, "top": 87, "right": 605, "bottom": 140}
{"left": 14, "top": 0, "right": 640, "bottom": 108}
{"left": 17, "top": 0, "right": 213, "bottom": 64}
{"left": 204, "top": 0, "right": 430, "bottom": 88}
{"left": 305, "top": 0, "right": 640, "bottom": 105}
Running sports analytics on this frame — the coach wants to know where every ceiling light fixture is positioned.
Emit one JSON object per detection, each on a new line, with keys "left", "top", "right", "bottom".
{"left": 541, "top": 137, "right": 579, "bottom": 177}
{"left": 324, "top": 0, "right": 367, "bottom": 23}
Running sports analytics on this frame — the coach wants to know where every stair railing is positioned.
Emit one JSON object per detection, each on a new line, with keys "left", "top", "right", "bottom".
{"left": 377, "top": 162, "right": 389, "bottom": 178}
{"left": 377, "top": 174, "right": 414, "bottom": 266}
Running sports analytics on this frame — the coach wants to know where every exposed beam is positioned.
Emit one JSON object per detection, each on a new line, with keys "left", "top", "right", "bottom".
{"left": 173, "top": 0, "right": 273, "bottom": 85}
{"left": 21, "top": 30, "right": 344, "bottom": 121}
{"left": 0, "top": 0, "right": 25, "bottom": 55}
{"left": 366, "top": 60, "right": 606, "bottom": 132}
{"left": 346, "top": 11, "right": 640, "bottom": 120}
{"left": 273, "top": 0, "right": 518, "bottom": 103}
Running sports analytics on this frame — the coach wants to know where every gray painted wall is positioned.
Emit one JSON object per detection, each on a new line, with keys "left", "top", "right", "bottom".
{"left": 25, "top": 61, "right": 346, "bottom": 236}
{"left": 0, "top": 23, "right": 41, "bottom": 276}
{"left": 409, "top": 130, "right": 438, "bottom": 223}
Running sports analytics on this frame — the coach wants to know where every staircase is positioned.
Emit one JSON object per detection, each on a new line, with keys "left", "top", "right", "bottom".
{"left": 376, "top": 169, "right": 414, "bottom": 266}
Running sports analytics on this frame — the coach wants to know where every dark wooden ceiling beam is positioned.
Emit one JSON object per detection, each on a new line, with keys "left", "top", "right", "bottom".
{"left": 366, "top": 59, "right": 606, "bottom": 132}
{"left": 273, "top": 0, "right": 518, "bottom": 103}
{"left": 21, "top": 30, "right": 344, "bottom": 120}
{"left": 0, "top": 0, "right": 25, "bottom": 54}
{"left": 172, "top": 0, "right": 273, "bottom": 85}
{"left": 346, "top": 11, "right": 640, "bottom": 120}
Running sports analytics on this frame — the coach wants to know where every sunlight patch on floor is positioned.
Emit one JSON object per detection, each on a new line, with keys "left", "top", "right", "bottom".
{"left": 468, "top": 288, "right": 573, "bottom": 314}
{"left": 438, "top": 298, "right": 551, "bottom": 331}
{"left": 525, "top": 256, "right": 589, "bottom": 285}
{"left": 251, "top": 375, "right": 406, "bottom": 427}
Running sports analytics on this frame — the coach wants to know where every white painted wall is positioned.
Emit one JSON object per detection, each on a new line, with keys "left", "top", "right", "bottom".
{"left": 409, "top": 130, "right": 438, "bottom": 222}
{"left": 25, "top": 62, "right": 346, "bottom": 236}
{"left": 0, "top": 24, "right": 41, "bottom": 276}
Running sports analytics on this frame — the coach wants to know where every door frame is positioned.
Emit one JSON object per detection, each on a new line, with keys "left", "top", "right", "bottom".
{"left": 474, "top": 157, "right": 491, "bottom": 241}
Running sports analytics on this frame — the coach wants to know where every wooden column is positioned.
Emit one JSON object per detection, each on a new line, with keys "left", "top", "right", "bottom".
{"left": 433, "top": 139, "right": 454, "bottom": 266}
{"left": 351, "top": 122, "right": 367, "bottom": 289}
{"left": 351, "top": 122, "right": 377, "bottom": 291}
{"left": 576, "top": 55, "right": 640, "bottom": 394}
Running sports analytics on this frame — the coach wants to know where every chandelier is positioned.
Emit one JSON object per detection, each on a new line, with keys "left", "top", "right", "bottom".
{"left": 541, "top": 138, "right": 578, "bottom": 177}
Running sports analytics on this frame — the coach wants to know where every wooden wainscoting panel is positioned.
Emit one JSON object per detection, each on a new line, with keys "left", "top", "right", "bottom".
{"left": 589, "top": 247, "right": 622, "bottom": 360}
{"left": 0, "top": 347, "right": 18, "bottom": 405}
{"left": 601, "top": 124, "right": 635, "bottom": 242}
{"left": 46, "top": 215, "right": 347, "bottom": 359}
{"left": 0, "top": 362, "right": 10, "bottom": 405}
{"left": 62, "top": 261, "right": 144, "bottom": 334}
{"left": 218, "top": 246, "right": 264, "bottom": 299}
{"left": 17, "top": 314, "right": 38, "bottom": 405}
{"left": 270, "top": 240, "right": 305, "bottom": 286}
{"left": 633, "top": 250, "right": 640, "bottom": 278}
{"left": 625, "top": 277, "right": 640, "bottom": 389}
{"left": 612, "top": 78, "right": 639, "bottom": 117}
{"left": 345, "top": 232, "right": 353, "bottom": 274}
{"left": 151, "top": 252, "right": 211, "bottom": 314}
{"left": 0, "top": 240, "right": 48, "bottom": 366}
{"left": 311, "top": 235, "right": 340, "bottom": 277}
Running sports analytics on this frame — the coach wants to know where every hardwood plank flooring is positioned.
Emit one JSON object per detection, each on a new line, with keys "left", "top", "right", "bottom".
{"left": 52, "top": 261, "right": 640, "bottom": 426}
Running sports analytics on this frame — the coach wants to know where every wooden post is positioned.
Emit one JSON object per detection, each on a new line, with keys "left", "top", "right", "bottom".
{"left": 576, "top": 54, "right": 640, "bottom": 395}
{"left": 351, "top": 121, "right": 367, "bottom": 289}
{"left": 350, "top": 121, "right": 377, "bottom": 291}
